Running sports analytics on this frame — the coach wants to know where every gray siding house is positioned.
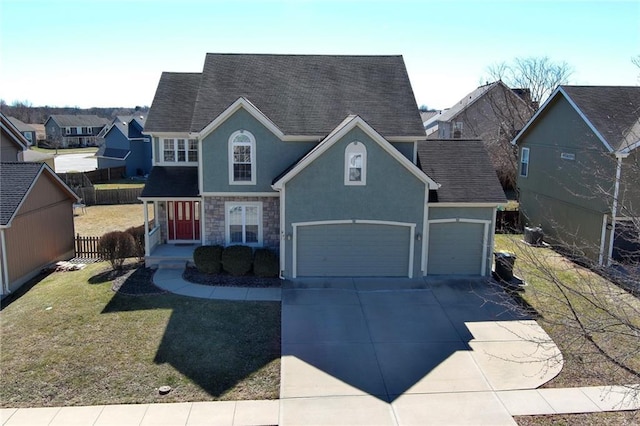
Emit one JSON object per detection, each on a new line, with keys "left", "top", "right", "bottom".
{"left": 7, "top": 116, "right": 37, "bottom": 146}
{"left": 44, "top": 115, "right": 110, "bottom": 148}
{"left": 514, "top": 85, "right": 640, "bottom": 265}
{"left": 141, "top": 53, "right": 506, "bottom": 278}
{"left": 1, "top": 112, "right": 28, "bottom": 162}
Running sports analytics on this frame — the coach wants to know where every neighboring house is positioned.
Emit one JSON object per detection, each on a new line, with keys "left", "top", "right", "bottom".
{"left": 420, "top": 110, "right": 442, "bottom": 137}
{"left": 428, "top": 81, "right": 535, "bottom": 188}
{"left": 0, "top": 163, "right": 79, "bottom": 298}
{"left": 44, "top": 114, "right": 110, "bottom": 148}
{"left": 140, "top": 53, "right": 506, "bottom": 278}
{"left": 514, "top": 85, "right": 640, "bottom": 265}
{"left": 96, "top": 115, "right": 152, "bottom": 176}
{"left": 7, "top": 116, "right": 37, "bottom": 146}
{"left": 1, "top": 112, "right": 28, "bottom": 162}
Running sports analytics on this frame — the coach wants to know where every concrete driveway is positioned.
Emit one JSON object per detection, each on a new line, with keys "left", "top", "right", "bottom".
{"left": 280, "top": 277, "right": 562, "bottom": 425}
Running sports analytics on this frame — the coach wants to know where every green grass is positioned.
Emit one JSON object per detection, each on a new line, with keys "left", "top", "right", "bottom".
{"left": 0, "top": 263, "right": 280, "bottom": 408}
{"left": 74, "top": 204, "right": 153, "bottom": 236}
{"left": 495, "top": 235, "right": 640, "bottom": 389}
{"left": 94, "top": 180, "right": 145, "bottom": 190}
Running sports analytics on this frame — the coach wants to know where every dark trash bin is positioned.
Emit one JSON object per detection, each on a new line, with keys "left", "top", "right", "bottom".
{"left": 524, "top": 226, "right": 544, "bottom": 246}
{"left": 495, "top": 251, "right": 516, "bottom": 282}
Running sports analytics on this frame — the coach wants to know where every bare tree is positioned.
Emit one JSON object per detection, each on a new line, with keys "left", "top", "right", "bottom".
{"left": 485, "top": 56, "right": 573, "bottom": 105}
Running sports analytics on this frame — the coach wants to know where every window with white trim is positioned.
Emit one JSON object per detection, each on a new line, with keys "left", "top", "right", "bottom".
{"left": 225, "top": 202, "right": 262, "bottom": 245}
{"left": 229, "top": 130, "right": 256, "bottom": 184}
{"left": 162, "top": 138, "right": 198, "bottom": 163}
{"left": 520, "top": 147, "right": 530, "bottom": 177}
{"left": 345, "top": 141, "right": 367, "bottom": 185}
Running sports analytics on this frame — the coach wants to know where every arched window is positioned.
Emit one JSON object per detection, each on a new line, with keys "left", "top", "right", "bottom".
{"left": 345, "top": 141, "right": 367, "bottom": 185}
{"left": 229, "top": 130, "right": 256, "bottom": 185}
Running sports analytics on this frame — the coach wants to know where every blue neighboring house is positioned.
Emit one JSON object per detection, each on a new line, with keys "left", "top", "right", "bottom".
{"left": 96, "top": 115, "right": 152, "bottom": 177}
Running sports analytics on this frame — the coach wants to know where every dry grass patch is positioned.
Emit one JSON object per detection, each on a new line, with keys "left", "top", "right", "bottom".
{"left": 0, "top": 262, "right": 280, "bottom": 407}
{"left": 74, "top": 204, "right": 154, "bottom": 236}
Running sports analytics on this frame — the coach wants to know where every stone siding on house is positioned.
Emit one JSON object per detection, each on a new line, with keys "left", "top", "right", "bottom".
{"left": 204, "top": 196, "right": 280, "bottom": 250}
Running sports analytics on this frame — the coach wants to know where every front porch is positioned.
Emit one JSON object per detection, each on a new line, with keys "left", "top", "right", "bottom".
{"left": 145, "top": 243, "right": 197, "bottom": 269}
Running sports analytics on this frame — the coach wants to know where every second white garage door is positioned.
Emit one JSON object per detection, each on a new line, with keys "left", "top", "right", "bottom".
{"left": 295, "top": 222, "right": 413, "bottom": 277}
{"left": 427, "top": 220, "right": 487, "bottom": 275}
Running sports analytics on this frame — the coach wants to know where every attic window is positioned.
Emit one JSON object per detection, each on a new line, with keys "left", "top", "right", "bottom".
{"left": 453, "top": 122, "right": 463, "bottom": 139}
{"left": 345, "top": 141, "right": 367, "bottom": 185}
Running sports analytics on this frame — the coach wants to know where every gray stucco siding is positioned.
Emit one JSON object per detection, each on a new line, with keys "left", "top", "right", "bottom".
{"left": 201, "top": 108, "right": 317, "bottom": 193}
{"left": 283, "top": 127, "right": 427, "bottom": 278}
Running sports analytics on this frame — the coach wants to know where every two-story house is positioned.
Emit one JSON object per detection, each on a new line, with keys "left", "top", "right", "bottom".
{"left": 514, "top": 85, "right": 640, "bottom": 266}
{"left": 140, "top": 53, "right": 506, "bottom": 279}
{"left": 44, "top": 114, "right": 110, "bottom": 148}
{"left": 96, "top": 115, "right": 152, "bottom": 176}
{"left": 428, "top": 81, "right": 535, "bottom": 188}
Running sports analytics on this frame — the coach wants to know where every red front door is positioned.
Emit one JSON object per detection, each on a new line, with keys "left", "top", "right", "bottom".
{"left": 168, "top": 201, "right": 200, "bottom": 240}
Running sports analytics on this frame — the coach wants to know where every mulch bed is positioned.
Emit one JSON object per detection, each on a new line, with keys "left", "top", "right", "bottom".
{"left": 183, "top": 266, "right": 281, "bottom": 288}
{"left": 111, "top": 265, "right": 167, "bottom": 296}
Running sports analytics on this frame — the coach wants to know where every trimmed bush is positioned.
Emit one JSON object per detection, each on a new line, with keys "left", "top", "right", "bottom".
{"left": 193, "top": 245, "right": 223, "bottom": 274}
{"left": 125, "top": 225, "right": 145, "bottom": 261}
{"left": 253, "top": 248, "right": 279, "bottom": 278}
{"left": 98, "top": 231, "right": 136, "bottom": 270}
{"left": 221, "top": 245, "right": 253, "bottom": 276}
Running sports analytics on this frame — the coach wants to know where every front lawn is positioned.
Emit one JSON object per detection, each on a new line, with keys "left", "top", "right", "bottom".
{"left": 0, "top": 262, "right": 280, "bottom": 408}
{"left": 494, "top": 235, "right": 640, "bottom": 424}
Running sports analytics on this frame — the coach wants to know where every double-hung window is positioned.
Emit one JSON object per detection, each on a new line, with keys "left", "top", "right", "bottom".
{"left": 225, "top": 202, "right": 262, "bottom": 245}
{"left": 229, "top": 130, "right": 256, "bottom": 184}
{"left": 520, "top": 147, "right": 530, "bottom": 177}
{"left": 162, "top": 138, "right": 198, "bottom": 163}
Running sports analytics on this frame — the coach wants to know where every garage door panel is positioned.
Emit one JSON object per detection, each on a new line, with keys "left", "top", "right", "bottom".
{"left": 428, "top": 222, "right": 484, "bottom": 275}
{"left": 297, "top": 224, "right": 411, "bottom": 277}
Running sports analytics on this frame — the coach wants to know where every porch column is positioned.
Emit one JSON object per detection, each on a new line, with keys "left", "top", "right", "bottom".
{"left": 143, "top": 200, "right": 150, "bottom": 257}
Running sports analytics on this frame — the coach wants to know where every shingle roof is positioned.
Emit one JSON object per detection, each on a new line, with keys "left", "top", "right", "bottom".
{"left": 47, "top": 115, "right": 110, "bottom": 127}
{"left": 102, "top": 148, "right": 130, "bottom": 160}
{"left": 145, "top": 54, "right": 425, "bottom": 137}
{"left": 7, "top": 116, "right": 36, "bottom": 132}
{"left": 140, "top": 167, "right": 199, "bottom": 198}
{"left": 560, "top": 86, "right": 640, "bottom": 151}
{"left": 144, "top": 73, "right": 202, "bottom": 133}
{"left": 417, "top": 139, "right": 506, "bottom": 203}
{"left": 1, "top": 162, "right": 45, "bottom": 226}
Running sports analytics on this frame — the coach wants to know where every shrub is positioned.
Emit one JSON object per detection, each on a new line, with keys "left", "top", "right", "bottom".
{"left": 98, "top": 231, "right": 136, "bottom": 270}
{"left": 125, "top": 225, "right": 145, "bottom": 261}
{"left": 221, "top": 245, "right": 253, "bottom": 276}
{"left": 253, "top": 248, "right": 279, "bottom": 278}
{"left": 193, "top": 245, "right": 223, "bottom": 274}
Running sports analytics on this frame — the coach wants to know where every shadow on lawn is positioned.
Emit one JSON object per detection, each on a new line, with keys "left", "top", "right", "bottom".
{"left": 101, "top": 291, "right": 281, "bottom": 398}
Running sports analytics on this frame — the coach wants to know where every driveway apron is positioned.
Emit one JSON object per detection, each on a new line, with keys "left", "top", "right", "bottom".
{"left": 280, "top": 277, "right": 562, "bottom": 425}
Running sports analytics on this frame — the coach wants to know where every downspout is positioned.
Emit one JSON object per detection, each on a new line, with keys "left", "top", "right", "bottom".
{"left": 143, "top": 201, "right": 150, "bottom": 257}
{"left": 1, "top": 229, "right": 10, "bottom": 295}
{"left": 606, "top": 153, "right": 627, "bottom": 265}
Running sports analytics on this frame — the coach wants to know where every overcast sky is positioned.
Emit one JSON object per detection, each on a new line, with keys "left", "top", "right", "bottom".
{"left": 1, "top": 0, "right": 638, "bottom": 111}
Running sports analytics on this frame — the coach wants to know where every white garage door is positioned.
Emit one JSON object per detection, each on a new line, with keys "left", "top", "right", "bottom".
{"left": 428, "top": 221, "right": 487, "bottom": 275}
{"left": 296, "top": 223, "right": 413, "bottom": 277}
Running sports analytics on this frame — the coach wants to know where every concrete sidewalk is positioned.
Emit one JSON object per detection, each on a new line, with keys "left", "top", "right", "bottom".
{"left": 1, "top": 385, "right": 638, "bottom": 425}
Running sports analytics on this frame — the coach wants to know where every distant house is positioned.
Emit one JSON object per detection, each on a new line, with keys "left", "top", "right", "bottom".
{"left": 140, "top": 53, "right": 506, "bottom": 278}
{"left": 1, "top": 112, "right": 27, "bottom": 162}
{"left": 7, "top": 116, "right": 37, "bottom": 146}
{"left": 514, "top": 85, "right": 640, "bottom": 265}
{"left": 420, "top": 110, "right": 442, "bottom": 136}
{"left": 44, "top": 115, "right": 110, "bottom": 148}
{"left": 96, "top": 115, "right": 152, "bottom": 176}
{"left": 428, "top": 81, "right": 536, "bottom": 188}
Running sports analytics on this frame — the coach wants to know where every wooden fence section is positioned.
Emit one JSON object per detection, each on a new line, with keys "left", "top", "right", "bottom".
{"left": 75, "top": 234, "right": 102, "bottom": 259}
{"left": 496, "top": 210, "right": 521, "bottom": 234}
{"left": 95, "top": 187, "right": 143, "bottom": 205}
{"left": 84, "top": 166, "right": 126, "bottom": 184}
